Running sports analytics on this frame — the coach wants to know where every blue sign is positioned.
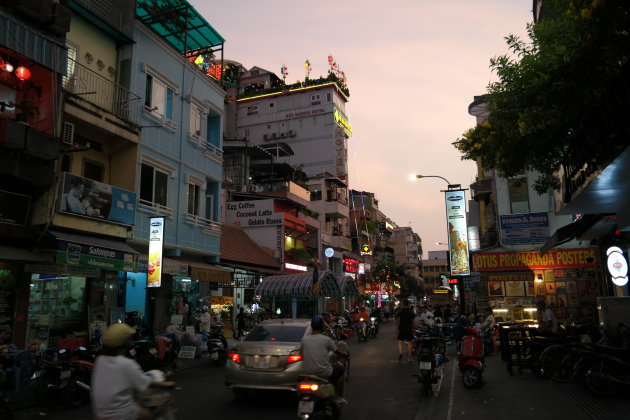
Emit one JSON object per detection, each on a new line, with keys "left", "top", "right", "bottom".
{"left": 60, "top": 173, "right": 136, "bottom": 225}
{"left": 500, "top": 212, "right": 550, "bottom": 244}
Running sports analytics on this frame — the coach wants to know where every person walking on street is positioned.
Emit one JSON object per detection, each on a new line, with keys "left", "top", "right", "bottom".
{"left": 396, "top": 299, "right": 415, "bottom": 362}
{"left": 236, "top": 307, "right": 246, "bottom": 339}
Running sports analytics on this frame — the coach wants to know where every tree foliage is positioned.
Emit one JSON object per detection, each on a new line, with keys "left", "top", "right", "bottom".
{"left": 370, "top": 258, "right": 422, "bottom": 298}
{"left": 453, "top": 0, "right": 630, "bottom": 193}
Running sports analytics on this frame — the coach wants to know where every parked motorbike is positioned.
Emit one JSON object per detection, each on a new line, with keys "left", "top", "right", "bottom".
{"left": 34, "top": 348, "right": 93, "bottom": 407}
{"left": 296, "top": 375, "right": 341, "bottom": 420}
{"left": 204, "top": 325, "right": 228, "bottom": 367}
{"left": 458, "top": 327, "right": 485, "bottom": 388}
{"left": 413, "top": 327, "right": 438, "bottom": 396}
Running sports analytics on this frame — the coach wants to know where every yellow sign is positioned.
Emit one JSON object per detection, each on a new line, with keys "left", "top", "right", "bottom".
{"left": 211, "top": 296, "right": 234, "bottom": 305}
{"left": 333, "top": 109, "right": 352, "bottom": 136}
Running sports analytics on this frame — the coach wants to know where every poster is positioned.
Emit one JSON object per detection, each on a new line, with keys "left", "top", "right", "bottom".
{"left": 556, "top": 282, "right": 567, "bottom": 294}
{"left": 445, "top": 190, "right": 470, "bottom": 276}
{"left": 488, "top": 281, "right": 504, "bottom": 296}
{"left": 505, "top": 281, "right": 526, "bottom": 296}
{"left": 147, "top": 217, "right": 164, "bottom": 288}
{"left": 526, "top": 281, "right": 536, "bottom": 296}
{"left": 535, "top": 281, "right": 546, "bottom": 295}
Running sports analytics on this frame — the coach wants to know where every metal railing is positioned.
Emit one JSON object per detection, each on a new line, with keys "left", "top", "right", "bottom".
{"left": 188, "top": 133, "right": 223, "bottom": 160}
{"left": 63, "top": 58, "right": 141, "bottom": 125}
{"left": 183, "top": 213, "right": 221, "bottom": 235}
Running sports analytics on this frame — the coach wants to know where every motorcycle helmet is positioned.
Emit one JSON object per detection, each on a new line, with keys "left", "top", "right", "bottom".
{"left": 103, "top": 323, "right": 136, "bottom": 348}
{"left": 311, "top": 315, "right": 324, "bottom": 331}
{"left": 202, "top": 305, "right": 209, "bottom": 311}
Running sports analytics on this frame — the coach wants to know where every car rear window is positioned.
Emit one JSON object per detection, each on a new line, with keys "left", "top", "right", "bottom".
{"left": 243, "top": 324, "right": 307, "bottom": 342}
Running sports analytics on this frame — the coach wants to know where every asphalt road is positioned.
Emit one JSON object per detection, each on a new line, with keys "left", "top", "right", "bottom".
{"left": 8, "top": 320, "right": 630, "bottom": 420}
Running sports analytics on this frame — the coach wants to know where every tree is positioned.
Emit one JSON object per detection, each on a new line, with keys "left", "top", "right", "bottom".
{"left": 370, "top": 258, "right": 421, "bottom": 299}
{"left": 453, "top": 0, "right": 630, "bottom": 194}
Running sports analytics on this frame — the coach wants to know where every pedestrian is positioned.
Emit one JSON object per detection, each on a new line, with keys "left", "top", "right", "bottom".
{"left": 197, "top": 305, "right": 211, "bottom": 334}
{"left": 536, "top": 300, "right": 558, "bottom": 336}
{"left": 481, "top": 307, "right": 496, "bottom": 352}
{"left": 395, "top": 298, "right": 415, "bottom": 362}
{"left": 236, "top": 307, "right": 246, "bottom": 339}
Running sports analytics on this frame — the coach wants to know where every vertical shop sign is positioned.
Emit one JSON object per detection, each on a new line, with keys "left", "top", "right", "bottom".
{"left": 147, "top": 217, "right": 164, "bottom": 287}
{"left": 445, "top": 190, "right": 470, "bottom": 276}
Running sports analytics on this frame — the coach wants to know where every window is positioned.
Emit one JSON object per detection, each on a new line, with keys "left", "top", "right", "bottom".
{"left": 83, "top": 160, "right": 104, "bottom": 182}
{"left": 327, "top": 92, "right": 332, "bottom": 102}
{"left": 269, "top": 102, "right": 275, "bottom": 108}
{"left": 140, "top": 163, "right": 168, "bottom": 206}
{"left": 310, "top": 94, "right": 321, "bottom": 105}
{"left": 187, "top": 182, "right": 201, "bottom": 216}
{"left": 247, "top": 105, "right": 258, "bottom": 115}
{"left": 190, "top": 105, "right": 202, "bottom": 137}
{"left": 508, "top": 177, "right": 530, "bottom": 213}
{"left": 145, "top": 74, "right": 173, "bottom": 122}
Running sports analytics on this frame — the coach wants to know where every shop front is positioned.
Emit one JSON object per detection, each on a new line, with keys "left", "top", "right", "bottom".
{"left": 471, "top": 248, "right": 605, "bottom": 323}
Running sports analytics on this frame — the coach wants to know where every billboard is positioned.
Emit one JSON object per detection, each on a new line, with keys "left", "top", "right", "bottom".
{"left": 445, "top": 190, "right": 470, "bottom": 276}
{"left": 500, "top": 212, "right": 550, "bottom": 244}
{"left": 225, "top": 199, "right": 284, "bottom": 227}
{"left": 59, "top": 173, "right": 136, "bottom": 225}
{"left": 147, "top": 217, "right": 164, "bottom": 287}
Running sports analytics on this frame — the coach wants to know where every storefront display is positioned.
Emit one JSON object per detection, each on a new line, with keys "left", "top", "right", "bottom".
{"left": 27, "top": 274, "right": 86, "bottom": 347}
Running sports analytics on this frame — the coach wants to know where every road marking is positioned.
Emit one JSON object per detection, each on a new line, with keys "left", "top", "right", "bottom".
{"left": 447, "top": 359, "right": 456, "bottom": 420}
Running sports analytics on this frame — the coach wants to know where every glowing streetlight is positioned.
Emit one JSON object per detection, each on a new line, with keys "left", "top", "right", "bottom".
{"left": 411, "top": 174, "right": 461, "bottom": 190}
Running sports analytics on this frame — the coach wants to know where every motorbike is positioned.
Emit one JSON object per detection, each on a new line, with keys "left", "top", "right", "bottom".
{"left": 127, "top": 336, "right": 177, "bottom": 373}
{"left": 137, "top": 370, "right": 176, "bottom": 420}
{"left": 458, "top": 327, "right": 485, "bottom": 388}
{"left": 413, "top": 327, "right": 439, "bottom": 396}
{"left": 205, "top": 325, "right": 228, "bottom": 367}
{"left": 367, "top": 316, "right": 379, "bottom": 339}
{"left": 34, "top": 348, "right": 93, "bottom": 407}
{"left": 296, "top": 375, "right": 341, "bottom": 420}
{"left": 582, "top": 344, "right": 630, "bottom": 396}
{"left": 355, "top": 318, "right": 367, "bottom": 343}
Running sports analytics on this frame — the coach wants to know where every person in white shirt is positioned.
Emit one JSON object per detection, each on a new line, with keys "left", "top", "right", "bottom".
{"left": 481, "top": 307, "right": 496, "bottom": 352}
{"left": 537, "top": 300, "right": 558, "bottom": 335}
{"left": 419, "top": 306, "right": 435, "bottom": 327}
{"left": 91, "top": 323, "right": 175, "bottom": 420}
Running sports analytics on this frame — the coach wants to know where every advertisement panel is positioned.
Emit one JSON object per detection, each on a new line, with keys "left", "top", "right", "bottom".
{"left": 147, "top": 217, "right": 164, "bottom": 287}
{"left": 225, "top": 199, "right": 284, "bottom": 227}
{"left": 445, "top": 190, "right": 470, "bottom": 276}
{"left": 59, "top": 173, "right": 136, "bottom": 225}
{"left": 500, "top": 212, "right": 550, "bottom": 244}
{"left": 55, "top": 242, "right": 136, "bottom": 272}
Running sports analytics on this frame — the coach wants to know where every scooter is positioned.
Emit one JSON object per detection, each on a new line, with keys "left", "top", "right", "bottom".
{"left": 413, "top": 328, "right": 438, "bottom": 396}
{"left": 34, "top": 348, "right": 93, "bottom": 407}
{"left": 204, "top": 326, "right": 228, "bottom": 367}
{"left": 296, "top": 375, "right": 341, "bottom": 420}
{"left": 458, "top": 327, "right": 485, "bottom": 388}
{"left": 355, "top": 318, "right": 367, "bottom": 342}
{"left": 137, "top": 370, "right": 176, "bottom": 420}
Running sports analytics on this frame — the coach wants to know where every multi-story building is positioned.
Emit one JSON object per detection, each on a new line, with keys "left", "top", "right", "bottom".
{"left": 130, "top": 1, "right": 227, "bottom": 331}
{"left": 390, "top": 226, "right": 423, "bottom": 283}
{"left": 0, "top": 0, "right": 71, "bottom": 347}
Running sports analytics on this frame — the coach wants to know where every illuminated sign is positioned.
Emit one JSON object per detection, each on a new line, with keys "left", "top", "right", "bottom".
{"left": 445, "top": 190, "right": 470, "bottom": 276}
{"left": 343, "top": 258, "right": 359, "bottom": 273}
{"left": 448, "top": 279, "right": 458, "bottom": 284}
{"left": 285, "top": 263, "right": 308, "bottom": 272}
{"left": 471, "top": 248, "right": 599, "bottom": 271}
{"left": 147, "top": 217, "right": 164, "bottom": 287}
{"left": 325, "top": 247, "right": 334, "bottom": 258}
{"left": 358, "top": 263, "right": 365, "bottom": 274}
{"left": 385, "top": 222, "right": 394, "bottom": 232}
{"left": 333, "top": 108, "right": 352, "bottom": 136}
{"left": 360, "top": 244, "right": 372, "bottom": 256}
{"left": 606, "top": 246, "right": 628, "bottom": 287}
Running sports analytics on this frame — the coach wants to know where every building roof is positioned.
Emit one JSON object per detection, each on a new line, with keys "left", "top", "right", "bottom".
{"left": 220, "top": 224, "right": 281, "bottom": 270}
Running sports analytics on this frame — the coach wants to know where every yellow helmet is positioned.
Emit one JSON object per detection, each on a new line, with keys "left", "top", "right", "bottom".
{"left": 103, "top": 323, "right": 136, "bottom": 348}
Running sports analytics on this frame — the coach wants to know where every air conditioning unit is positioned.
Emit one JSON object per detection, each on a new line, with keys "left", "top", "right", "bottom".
{"left": 62, "top": 122, "right": 74, "bottom": 146}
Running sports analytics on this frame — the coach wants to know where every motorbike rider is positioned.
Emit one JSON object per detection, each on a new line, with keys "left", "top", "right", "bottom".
{"left": 301, "top": 316, "right": 349, "bottom": 404}
{"left": 91, "top": 323, "right": 175, "bottom": 420}
{"left": 357, "top": 305, "right": 370, "bottom": 338}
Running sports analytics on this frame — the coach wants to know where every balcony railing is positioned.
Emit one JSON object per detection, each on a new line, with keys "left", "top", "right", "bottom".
{"left": 63, "top": 58, "right": 141, "bottom": 125}
{"left": 189, "top": 133, "right": 223, "bottom": 161}
{"left": 183, "top": 213, "right": 221, "bottom": 236}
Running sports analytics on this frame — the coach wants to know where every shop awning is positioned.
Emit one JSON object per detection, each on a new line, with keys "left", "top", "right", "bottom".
{"left": 255, "top": 270, "right": 341, "bottom": 297}
{"left": 174, "top": 259, "right": 232, "bottom": 283}
{"left": 48, "top": 229, "right": 138, "bottom": 254}
{"left": 337, "top": 276, "right": 358, "bottom": 296}
{"left": 540, "top": 214, "right": 603, "bottom": 255}
{"left": 0, "top": 245, "right": 49, "bottom": 263}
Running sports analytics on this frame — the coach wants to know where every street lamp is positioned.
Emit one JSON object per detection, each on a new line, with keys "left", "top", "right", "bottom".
{"left": 413, "top": 174, "right": 461, "bottom": 190}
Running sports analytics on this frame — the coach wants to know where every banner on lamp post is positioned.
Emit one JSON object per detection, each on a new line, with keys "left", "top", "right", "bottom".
{"left": 147, "top": 217, "right": 164, "bottom": 287}
{"left": 445, "top": 190, "right": 470, "bottom": 276}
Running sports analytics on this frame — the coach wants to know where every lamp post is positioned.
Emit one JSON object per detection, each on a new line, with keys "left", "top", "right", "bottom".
{"left": 412, "top": 173, "right": 467, "bottom": 315}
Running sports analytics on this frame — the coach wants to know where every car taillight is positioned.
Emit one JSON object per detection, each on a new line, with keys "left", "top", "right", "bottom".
{"left": 299, "top": 383, "right": 319, "bottom": 391}
{"left": 287, "top": 350, "right": 302, "bottom": 364}
{"left": 228, "top": 350, "right": 240, "bottom": 364}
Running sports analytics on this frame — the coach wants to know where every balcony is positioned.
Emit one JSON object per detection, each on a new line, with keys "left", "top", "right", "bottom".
{"left": 322, "top": 232, "right": 352, "bottom": 251}
{"left": 63, "top": 58, "right": 141, "bottom": 126}
{"left": 183, "top": 213, "right": 221, "bottom": 236}
{"left": 0, "top": 119, "right": 58, "bottom": 161}
{"left": 189, "top": 133, "right": 223, "bottom": 162}
{"left": 252, "top": 181, "right": 310, "bottom": 207}
{"left": 325, "top": 197, "right": 349, "bottom": 219}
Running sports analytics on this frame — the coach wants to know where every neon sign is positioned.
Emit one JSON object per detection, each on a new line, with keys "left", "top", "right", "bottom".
{"left": 343, "top": 258, "right": 359, "bottom": 273}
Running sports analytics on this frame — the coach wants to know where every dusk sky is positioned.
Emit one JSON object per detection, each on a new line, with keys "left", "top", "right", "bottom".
{"left": 195, "top": 1, "right": 534, "bottom": 255}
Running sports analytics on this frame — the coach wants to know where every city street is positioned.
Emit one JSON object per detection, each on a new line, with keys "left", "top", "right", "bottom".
{"left": 9, "top": 320, "right": 630, "bottom": 420}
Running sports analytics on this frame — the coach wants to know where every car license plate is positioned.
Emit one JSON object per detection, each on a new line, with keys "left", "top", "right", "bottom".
{"left": 298, "top": 400, "right": 314, "bottom": 414}
{"left": 254, "top": 356, "right": 270, "bottom": 368}
{"left": 211, "top": 351, "right": 219, "bottom": 360}
{"left": 419, "top": 362, "right": 432, "bottom": 371}
{"left": 60, "top": 370, "right": 71, "bottom": 380}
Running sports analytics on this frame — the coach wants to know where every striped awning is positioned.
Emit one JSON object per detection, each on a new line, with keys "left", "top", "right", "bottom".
{"left": 255, "top": 270, "right": 341, "bottom": 297}
{"left": 337, "top": 276, "right": 358, "bottom": 296}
